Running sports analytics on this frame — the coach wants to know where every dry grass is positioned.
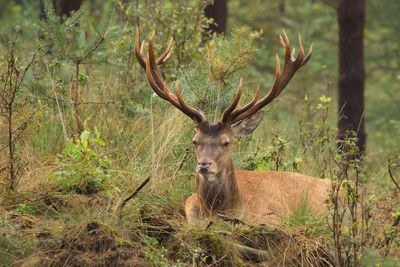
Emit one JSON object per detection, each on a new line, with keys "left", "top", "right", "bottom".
{"left": 0, "top": 17, "right": 399, "bottom": 265}
{"left": 1, "top": 100, "right": 399, "bottom": 266}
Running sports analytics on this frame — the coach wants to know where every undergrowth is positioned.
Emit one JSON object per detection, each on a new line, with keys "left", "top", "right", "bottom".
{"left": 0, "top": 1, "right": 399, "bottom": 266}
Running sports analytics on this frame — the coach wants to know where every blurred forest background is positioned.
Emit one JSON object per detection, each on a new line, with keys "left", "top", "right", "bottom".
{"left": 0, "top": 0, "right": 399, "bottom": 266}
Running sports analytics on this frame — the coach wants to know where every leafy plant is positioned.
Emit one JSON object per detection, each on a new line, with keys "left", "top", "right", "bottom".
{"left": 142, "top": 236, "right": 169, "bottom": 266}
{"left": 123, "top": 0, "right": 211, "bottom": 66}
{"left": 50, "top": 128, "right": 112, "bottom": 194}
{"left": 15, "top": 203, "right": 35, "bottom": 214}
{"left": 243, "top": 134, "right": 290, "bottom": 171}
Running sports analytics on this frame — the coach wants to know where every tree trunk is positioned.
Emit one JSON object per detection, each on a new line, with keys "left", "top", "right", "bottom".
{"left": 204, "top": 0, "right": 228, "bottom": 34}
{"left": 55, "top": 0, "right": 83, "bottom": 17}
{"left": 41, "top": 0, "right": 83, "bottom": 19}
{"left": 337, "top": 0, "right": 366, "bottom": 156}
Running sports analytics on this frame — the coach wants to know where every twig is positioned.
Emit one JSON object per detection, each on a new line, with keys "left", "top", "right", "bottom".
{"left": 136, "top": 223, "right": 176, "bottom": 232}
{"left": 76, "top": 36, "right": 105, "bottom": 64}
{"left": 383, "top": 159, "right": 400, "bottom": 252}
{"left": 76, "top": 100, "right": 117, "bottom": 106}
{"left": 388, "top": 163, "right": 400, "bottom": 192}
{"left": 120, "top": 176, "right": 151, "bottom": 208}
{"left": 11, "top": 106, "right": 42, "bottom": 135}
{"left": 205, "top": 221, "right": 213, "bottom": 230}
{"left": 0, "top": 107, "right": 41, "bottom": 153}
{"left": 173, "top": 148, "right": 191, "bottom": 178}
{"left": 215, "top": 213, "right": 246, "bottom": 225}
{"left": 15, "top": 51, "right": 37, "bottom": 91}
{"left": 383, "top": 215, "right": 400, "bottom": 256}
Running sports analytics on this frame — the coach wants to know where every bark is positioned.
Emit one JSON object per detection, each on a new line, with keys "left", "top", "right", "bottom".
{"left": 41, "top": 0, "right": 83, "bottom": 19}
{"left": 204, "top": 0, "right": 228, "bottom": 34}
{"left": 337, "top": 0, "right": 367, "bottom": 156}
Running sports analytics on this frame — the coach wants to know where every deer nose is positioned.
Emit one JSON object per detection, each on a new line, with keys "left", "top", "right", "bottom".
{"left": 198, "top": 162, "right": 212, "bottom": 173}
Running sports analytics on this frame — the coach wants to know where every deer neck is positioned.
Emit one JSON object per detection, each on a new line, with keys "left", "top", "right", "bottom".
{"left": 196, "top": 159, "right": 240, "bottom": 214}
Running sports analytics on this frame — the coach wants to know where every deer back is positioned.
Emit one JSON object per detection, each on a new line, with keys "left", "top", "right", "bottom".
{"left": 235, "top": 170, "right": 331, "bottom": 223}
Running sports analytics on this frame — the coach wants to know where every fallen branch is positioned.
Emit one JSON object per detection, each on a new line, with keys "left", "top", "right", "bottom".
{"left": 215, "top": 213, "right": 246, "bottom": 225}
{"left": 120, "top": 176, "right": 150, "bottom": 208}
{"left": 136, "top": 223, "right": 176, "bottom": 232}
{"left": 231, "top": 242, "right": 273, "bottom": 262}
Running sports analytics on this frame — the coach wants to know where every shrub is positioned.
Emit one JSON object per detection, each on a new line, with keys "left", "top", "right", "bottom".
{"left": 50, "top": 128, "right": 111, "bottom": 194}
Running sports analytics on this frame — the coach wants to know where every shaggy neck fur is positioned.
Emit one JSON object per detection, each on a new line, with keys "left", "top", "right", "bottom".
{"left": 196, "top": 159, "right": 240, "bottom": 214}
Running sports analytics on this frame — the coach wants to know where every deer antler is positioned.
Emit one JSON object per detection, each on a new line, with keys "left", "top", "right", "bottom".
{"left": 135, "top": 27, "right": 206, "bottom": 123}
{"left": 222, "top": 31, "right": 312, "bottom": 124}
{"left": 135, "top": 26, "right": 173, "bottom": 69}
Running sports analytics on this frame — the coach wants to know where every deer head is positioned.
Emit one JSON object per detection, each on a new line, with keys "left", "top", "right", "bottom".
{"left": 135, "top": 27, "right": 312, "bottom": 181}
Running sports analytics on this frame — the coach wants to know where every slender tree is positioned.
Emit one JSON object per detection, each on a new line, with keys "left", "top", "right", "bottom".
{"left": 337, "top": 0, "right": 366, "bottom": 156}
{"left": 204, "top": 0, "right": 227, "bottom": 34}
{"left": 0, "top": 46, "right": 37, "bottom": 191}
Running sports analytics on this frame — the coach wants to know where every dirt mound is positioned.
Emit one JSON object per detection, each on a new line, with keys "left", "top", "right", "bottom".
{"left": 41, "top": 221, "right": 145, "bottom": 266}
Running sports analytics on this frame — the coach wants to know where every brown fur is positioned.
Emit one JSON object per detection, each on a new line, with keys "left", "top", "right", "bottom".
{"left": 186, "top": 170, "right": 331, "bottom": 225}
{"left": 185, "top": 122, "right": 332, "bottom": 225}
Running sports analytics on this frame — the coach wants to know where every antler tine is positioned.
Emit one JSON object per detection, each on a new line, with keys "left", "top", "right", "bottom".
{"left": 230, "top": 31, "right": 312, "bottom": 124}
{"left": 158, "top": 38, "right": 174, "bottom": 63}
{"left": 231, "top": 54, "right": 281, "bottom": 123}
{"left": 295, "top": 33, "right": 313, "bottom": 66}
{"left": 147, "top": 32, "right": 167, "bottom": 90}
{"left": 303, "top": 42, "right": 313, "bottom": 65}
{"left": 140, "top": 29, "right": 206, "bottom": 123}
{"left": 297, "top": 32, "right": 305, "bottom": 61}
{"left": 145, "top": 50, "right": 169, "bottom": 101}
{"left": 135, "top": 26, "right": 174, "bottom": 69}
{"left": 280, "top": 30, "right": 292, "bottom": 64}
{"left": 135, "top": 29, "right": 147, "bottom": 69}
{"left": 277, "top": 31, "right": 312, "bottom": 91}
{"left": 222, "top": 78, "right": 243, "bottom": 123}
{"left": 175, "top": 81, "right": 206, "bottom": 121}
{"left": 229, "top": 85, "right": 260, "bottom": 121}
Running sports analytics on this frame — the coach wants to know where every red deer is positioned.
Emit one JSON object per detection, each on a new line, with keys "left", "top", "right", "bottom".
{"left": 135, "top": 28, "right": 331, "bottom": 225}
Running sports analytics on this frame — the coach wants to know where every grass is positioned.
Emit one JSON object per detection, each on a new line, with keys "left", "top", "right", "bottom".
{"left": 283, "top": 197, "right": 328, "bottom": 237}
{"left": 1, "top": 82, "right": 399, "bottom": 265}
{"left": 0, "top": 1, "right": 399, "bottom": 266}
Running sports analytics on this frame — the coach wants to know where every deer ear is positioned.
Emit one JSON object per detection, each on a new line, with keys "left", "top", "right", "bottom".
{"left": 231, "top": 111, "right": 264, "bottom": 138}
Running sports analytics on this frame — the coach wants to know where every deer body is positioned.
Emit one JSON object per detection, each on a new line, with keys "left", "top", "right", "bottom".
{"left": 185, "top": 122, "right": 331, "bottom": 225}
{"left": 186, "top": 170, "right": 331, "bottom": 225}
{"left": 135, "top": 27, "right": 331, "bottom": 225}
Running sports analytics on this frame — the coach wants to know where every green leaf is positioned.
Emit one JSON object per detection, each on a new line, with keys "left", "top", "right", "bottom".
{"left": 80, "top": 130, "right": 90, "bottom": 144}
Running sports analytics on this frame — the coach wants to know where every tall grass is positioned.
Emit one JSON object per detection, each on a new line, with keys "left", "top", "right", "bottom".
{"left": 0, "top": 1, "right": 399, "bottom": 266}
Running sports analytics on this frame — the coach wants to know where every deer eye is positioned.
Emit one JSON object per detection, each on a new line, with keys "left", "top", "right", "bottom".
{"left": 222, "top": 141, "right": 230, "bottom": 147}
{"left": 192, "top": 140, "right": 199, "bottom": 146}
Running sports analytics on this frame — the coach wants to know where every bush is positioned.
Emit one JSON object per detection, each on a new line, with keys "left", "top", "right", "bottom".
{"left": 50, "top": 128, "right": 112, "bottom": 194}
